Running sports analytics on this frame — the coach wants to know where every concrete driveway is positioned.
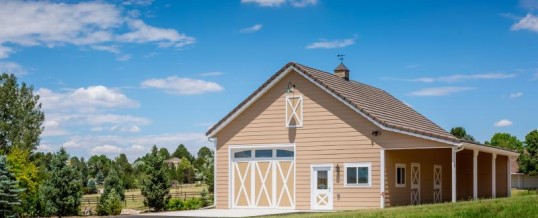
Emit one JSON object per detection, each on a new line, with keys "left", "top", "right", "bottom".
{"left": 132, "top": 208, "right": 300, "bottom": 217}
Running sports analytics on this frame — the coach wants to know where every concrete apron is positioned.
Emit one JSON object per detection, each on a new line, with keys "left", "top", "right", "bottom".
{"left": 141, "top": 208, "right": 301, "bottom": 217}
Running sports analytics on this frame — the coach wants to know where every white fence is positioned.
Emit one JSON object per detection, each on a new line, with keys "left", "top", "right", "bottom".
{"left": 512, "top": 174, "right": 538, "bottom": 189}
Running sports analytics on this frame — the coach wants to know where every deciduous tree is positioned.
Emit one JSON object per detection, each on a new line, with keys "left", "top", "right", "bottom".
{"left": 0, "top": 73, "right": 44, "bottom": 153}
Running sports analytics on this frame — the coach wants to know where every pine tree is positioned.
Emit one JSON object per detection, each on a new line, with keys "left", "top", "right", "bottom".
{"left": 141, "top": 145, "right": 170, "bottom": 211}
{"left": 0, "top": 156, "right": 24, "bottom": 218}
{"left": 39, "top": 148, "right": 82, "bottom": 217}
{"left": 97, "top": 168, "right": 125, "bottom": 215}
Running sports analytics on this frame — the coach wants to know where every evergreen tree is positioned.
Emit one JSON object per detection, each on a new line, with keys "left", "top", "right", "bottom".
{"left": 172, "top": 144, "right": 194, "bottom": 162}
{"left": 141, "top": 145, "right": 170, "bottom": 211}
{"left": 39, "top": 148, "right": 82, "bottom": 217}
{"left": 86, "top": 179, "right": 98, "bottom": 194}
{"left": 0, "top": 73, "right": 45, "bottom": 153}
{"left": 158, "top": 147, "right": 171, "bottom": 159}
{"left": 0, "top": 156, "right": 23, "bottom": 218}
{"left": 115, "top": 153, "right": 136, "bottom": 189}
{"left": 6, "top": 148, "right": 39, "bottom": 216}
{"left": 97, "top": 168, "right": 124, "bottom": 215}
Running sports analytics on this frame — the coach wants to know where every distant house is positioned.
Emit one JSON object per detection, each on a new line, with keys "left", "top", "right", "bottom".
{"left": 164, "top": 157, "right": 181, "bottom": 168}
{"left": 206, "top": 62, "right": 519, "bottom": 210}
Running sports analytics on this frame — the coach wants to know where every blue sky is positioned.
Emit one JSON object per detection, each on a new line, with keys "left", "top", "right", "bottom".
{"left": 1, "top": 0, "right": 537, "bottom": 161}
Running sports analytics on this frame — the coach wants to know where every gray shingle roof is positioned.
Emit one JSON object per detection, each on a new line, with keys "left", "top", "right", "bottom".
{"left": 207, "top": 62, "right": 458, "bottom": 142}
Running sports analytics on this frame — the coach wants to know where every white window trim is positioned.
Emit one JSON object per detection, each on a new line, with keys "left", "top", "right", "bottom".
{"left": 395, "top": 163, "right": 406, "bottom": 188}
{"left": 285, "top": 95, "right": 303, "bottom": 128}
{"left": 344, "top": 162, "right": 372, "bottom": 187}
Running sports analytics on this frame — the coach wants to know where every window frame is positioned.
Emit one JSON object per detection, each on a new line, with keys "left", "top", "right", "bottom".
{"left": 395, "top": 163, "right": 406, "bottom": 188}
{"left": 285, "top": 95, "right": 304, "bottom": 128}
{"left": 344, "top": 162, "right": 372, "bottom": 187}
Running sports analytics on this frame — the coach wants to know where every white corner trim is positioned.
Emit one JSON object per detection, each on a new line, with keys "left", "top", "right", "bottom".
{"left": 380, "top": 149, "right": 385, "bottom": 208}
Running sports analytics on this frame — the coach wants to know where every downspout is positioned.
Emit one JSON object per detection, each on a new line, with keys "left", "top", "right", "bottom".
{"left": 207, "top": 137, "right": 217, "bottom": 209}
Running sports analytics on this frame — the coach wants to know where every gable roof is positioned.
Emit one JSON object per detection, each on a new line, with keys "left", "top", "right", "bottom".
{"left": 206, "top": 62, "right": 459, "bottom": 144}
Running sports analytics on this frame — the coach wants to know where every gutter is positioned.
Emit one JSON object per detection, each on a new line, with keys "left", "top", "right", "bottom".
{"left": 207, "top": 137, "right": 217, "bottom": 209}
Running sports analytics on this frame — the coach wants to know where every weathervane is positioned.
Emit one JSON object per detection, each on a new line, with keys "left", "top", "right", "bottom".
{"left": 337, "top": 54, "right": 345, "bottom": 63}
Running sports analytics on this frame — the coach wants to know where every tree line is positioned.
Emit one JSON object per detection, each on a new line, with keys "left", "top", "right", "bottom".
{"left": 450, "top": 127, "right": 538, "bottom": 175}
{"left": 0, "top": 73, "right": 214, "bottom": 217}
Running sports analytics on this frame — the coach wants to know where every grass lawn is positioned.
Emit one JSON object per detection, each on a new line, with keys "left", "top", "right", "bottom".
{"left": 265, "top": 189, "right": 538, "bottom": 218}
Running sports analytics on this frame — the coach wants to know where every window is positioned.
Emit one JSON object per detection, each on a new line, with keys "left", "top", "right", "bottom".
{"left": 344, "top": 163, "right": 371, "bottom": 187}
{"left": 286, "top": 96, "right": 303, "bottom": 127}
{"left": 255, "top": 149, "right": 273, "bottom": 158}
{"left": 234, "top": 150, "right": 251, "bottom": 158}
{"left": 276, "top": 149, "right": 294, "bottom": 158}
{"left": 396, "top": 164, "right": 406, "bottom": 187}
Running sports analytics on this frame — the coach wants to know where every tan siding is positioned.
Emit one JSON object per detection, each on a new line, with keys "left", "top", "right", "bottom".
{"left": 385, "top": 149, "right": 452, "bottom": 206}
{"left": 496, "top": 155, "right": 508, "bottom": 197}
{"left": 213, "top": 70, "right": 463, "bottom": 210}
{"left": 215, "top": 71, "right": 383, "bottom": 210}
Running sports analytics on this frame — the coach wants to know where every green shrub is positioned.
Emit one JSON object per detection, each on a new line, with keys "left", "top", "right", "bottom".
{"left": 166, "top": 197, "right": 205, "bottom": 211}
{"left": 97, "top": 189, "right": 123, "bottom": 215}
{"left": 166, "top": 198, "right": 183, "bottom": 211}
{"left": 200, "top": 189, "right": 212, "bottom": 207}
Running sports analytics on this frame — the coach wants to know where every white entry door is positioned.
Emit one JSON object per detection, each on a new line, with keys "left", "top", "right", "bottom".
{"left": 311, "top": 165, "right": 333, "bottom": 210}
{"left": 411, "top": 163, "right": 421, "bottom": 205}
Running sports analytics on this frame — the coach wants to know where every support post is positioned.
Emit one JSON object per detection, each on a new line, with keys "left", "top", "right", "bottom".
{"left": 380, "top": 149, "right": 385, "bottom": 208}
{"left": 451, "top": 147, "right": 457, "bottom": 202}
{"left": 492, "top": 153, "right": 497, "bottom": 198}
{"left": 473, "top": 149, "right": 479, "bottom": 200}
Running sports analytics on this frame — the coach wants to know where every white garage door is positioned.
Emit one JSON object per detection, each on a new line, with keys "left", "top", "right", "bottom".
{"left": 231, "top": 146, "right": 295, "bottom": 209}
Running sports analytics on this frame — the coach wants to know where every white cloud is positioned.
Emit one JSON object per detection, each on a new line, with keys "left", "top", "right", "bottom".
{"left": 406, "top": 73, "right": 516, "bottom": 83}
{"left": 91, "top": 144, "right": 123, "bottom": 154}
{"left": 141, "top": 76, "right": 224, "bottom": 95}
{"left": 0, "top": 45, "right": 13, "bottom": 59}
{"left": 0, "top": 62, "right": 27, "bottom": 76}
{"left": 0, "top": 1, "right": 195, "bottom": 58}
{"left": 90, "top": 45, "right": 120, "bottom": 54}
{"left": 306, "top": 38, "right": 355, "bottom": 49}
{"left": 199, "top": 72, "right": 224, "bottom": 77}
{"left": 494, "top": 119, "right": 513, "bottom": 127}
{"left": 59, "top": 132, "right": 207, "bottom": 159}
{"left": 116, "top": 54, "right": 132, "bottom": 61}
{"left": 37, "top": 86, "right": 139, "bottom": 112}
{"left": 241, "top": 0, "right": 317, "bottom": 7}
{"left": 511, "top": 14, "right": 538, "bottom": 32}
{"left": 240, "top": 24, "right": 263, "bottom": 33}
{"left": 533, "top": 72, "right": 538, "bottom": 80}
{"left": 122, "top": 0, "right": 155, "bottom": 6}
{"left": 289, "top": 0, "right": 318, "bottom": 7}
{"left": 118, "top": 19, "right": 196, "bottom": 48}
{"left": 37, "top": 144, "right": 54, "bottom": 152}
{"left": 241, "top": 0, "right": 286, "bottom": 7}
{"left": 408, "top": 87, "right": 475, "bottom": 96}
{"left": 509, "top": 92, "right": 523, "bottom": 98}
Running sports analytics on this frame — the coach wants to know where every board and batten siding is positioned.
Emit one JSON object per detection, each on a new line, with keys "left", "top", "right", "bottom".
{"left": 213, "top": 70, "right": 458, "bottom": 210}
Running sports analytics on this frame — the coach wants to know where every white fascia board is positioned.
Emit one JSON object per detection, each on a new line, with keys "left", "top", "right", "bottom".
{"left": 207, "top": 66, "right": 295, "bottom": 138}
{"left": 462, "top": 142, "right": 519, "bottom": 157}
{"left": 208, "top": 65, "right": 461, "bottom": 147}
